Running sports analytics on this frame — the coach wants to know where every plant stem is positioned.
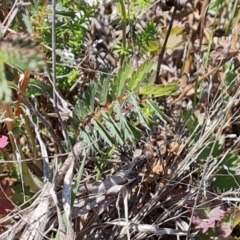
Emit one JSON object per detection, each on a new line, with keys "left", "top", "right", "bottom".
{"left": 119, "top": 0, "right": 127, "bottom": 66}
{"left": 155, "top": 6, "right": 177, "bottom": 84}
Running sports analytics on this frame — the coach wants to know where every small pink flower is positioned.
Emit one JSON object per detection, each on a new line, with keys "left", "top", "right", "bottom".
{"left": 0, "top": 135, "right": 8, "bottom": 148}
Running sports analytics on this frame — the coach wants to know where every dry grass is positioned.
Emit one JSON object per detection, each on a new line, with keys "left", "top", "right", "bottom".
{"left": 0, "top": 0, "right": 240, "bottom": 239}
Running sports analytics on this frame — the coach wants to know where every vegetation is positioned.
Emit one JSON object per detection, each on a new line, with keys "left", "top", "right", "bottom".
{"left": 0, "top": 0, "right": 239, "bottom": 239}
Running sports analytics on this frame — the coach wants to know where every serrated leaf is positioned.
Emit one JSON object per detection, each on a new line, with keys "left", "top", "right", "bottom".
{"left": 140, "top": 83, "right": 178, "bottom": 97}
{"left": 97, "top": 74, "right": 111, "bottom": 105}
{"left": 101, "top": 111, "right": 124, "bottom": 145}
{"left": 146, "top": 100, "right": 168, "bottom": 123}
{"left": 85, "top": 82, "right": 96, "bottom": 113}
{"left": 129, "top": 92, "right": 149, "bottom": 129}
{"left": 128, "top": 60, "right": 156, "bottom": 93}
{"left": 128, "top": 122, "right": 141, "bottom": 139}
{"left": 79, "top": 127, "right": 98, "bottom": 153}
{"left": 113, "top": 59, "right": 133, "bottom": 98}
{"left": 113, "top": 102, "right": 134, "bottom": 142}
{"left": 75, "top": 99, "right": 88, "bottom": 122}
{"left": 22, "top": 12, "right": 33, "bottom": 34}
{"left": 91, "top": 118, "right": 115, "bottom": 147}
{"left": 0, "top": 35, "right": 45, "bottom": 71}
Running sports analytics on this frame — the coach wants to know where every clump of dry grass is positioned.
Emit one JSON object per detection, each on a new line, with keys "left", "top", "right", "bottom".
{"left": 0, "top": 0, "right": 239, "bottom": 239}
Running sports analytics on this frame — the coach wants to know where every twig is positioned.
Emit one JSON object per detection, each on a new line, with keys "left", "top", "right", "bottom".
{"left": 2, "top": 1, "right": 30, "bottom": 36}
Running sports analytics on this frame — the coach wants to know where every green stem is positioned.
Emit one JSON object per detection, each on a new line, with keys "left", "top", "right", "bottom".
{"left": 225, "top": 0, "right": 238, "bottom": 35}
{"left": 119, "top": 0, "right": 127, "bottom": 65}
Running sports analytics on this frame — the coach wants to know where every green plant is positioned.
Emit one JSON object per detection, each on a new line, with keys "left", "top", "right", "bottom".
{"left": 72, "top": 58, "right": 178, "bottom": 154}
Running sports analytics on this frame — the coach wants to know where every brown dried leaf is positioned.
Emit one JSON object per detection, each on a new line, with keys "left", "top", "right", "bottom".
{"left": 169, "top": 142, "right": 185, "bottom": 155}
{"left": 210, "top": 41, "right": 239, "bottom": 65}
{"left": 149, "top": 159, "right": 165, "bottom": 175}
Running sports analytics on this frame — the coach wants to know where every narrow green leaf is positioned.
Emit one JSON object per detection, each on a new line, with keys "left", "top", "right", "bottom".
{"left": 79, "top": 127, "right": 98, "bottom": 153}
{"left": 128, "top": 60, "right": 156, "bottom": 93}
{"left": 7, "top": 81, "right": 18, "bottom": 91}
{"left": 71, "top": 151, "right": 87, "bottom": 206}
{"left": 91, "top": 118, "right": 115, "bottom": 146}
{"left": 101, "top": 111, "right": 124, "bottom": 145}
{"left": 0, "top": 62, "right": 11, "bottom": 102}
{"left": 113, "top": 59, "right": 133, "bottom": 98}
{"left": 140, "top": 83, "right": 178, "bottom": 97}
{"left": 129, "top": 92, "right": 150, "bottom": 129}
{"left": 25, "top": 79, "right": 51, "bottom": 97}
{"left": 128, "top": 122, "right": 141, "bottom": 139}
{"left": 85, "top": 82, "right": 96, "bottom": 113}
{"left": 113, "top": 102, "right": 134, "bottom": 142}
{"left": 21, "top": 161, "right": 42, "bottom": 192}
{"left": 55, "top": 11, "right": 76, "bottom": 18}
{"left": 146, "top": 100, "right": 168, "bottom": 123}
{"left": 55, "top": 230, "right": 60, "bottom": 240}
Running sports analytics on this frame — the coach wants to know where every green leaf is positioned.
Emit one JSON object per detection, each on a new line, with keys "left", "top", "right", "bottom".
{"left": 101, "top": 111, "right": 124, "bottom": 145}
{"left": 74, "top": 99, "right": 88, "bottom": 122}
{"left": 71, "top": 151, "right": 87, "bottom": 206}
{"left": 0, "top": 36, "right": 45, "bottom": 71}
{"left": 55, "top": 11, "right": 76, "bottom": 18}
{"left": 85, "top": 82, "right": 96, "bottom": 113}
{"left": 91, "top": 118, "right": 115, "bottom": 147}
{"left": 128, "top": 122, "right": 141, "bottom": 139}
{"left": 22, "top": 12, "right": 33, "bottom": 34}
{"left": 211, "top": 153, "right": 240, "bottom": 191}
{"left": 0, "top": 62, "right": 11, "bottom": 102}
{"left": 113, "top": 102, "right": 134, "bottom": 142}
{"left": 11, "top": 184, "right": 34, "bottom": 206}
{"left": 128, "top": 60, "right": 156, "bottom": 93}
{"left": 113, "top": 59, "right": 133, "bottom": 98}
{"left": 209, "top": 0, "right": 224, "bottom": 9}
{"left": 146, "top": 40, "right": 160, "bottom": 54}
{"left": 140, "top": 83, "right": 178, "bottom": 97}
{"left": 21, "top": 160, "right": 42, "bottom": 193}
{"left": 129, "top": 92, "right": 150, "bottom": 129}
{"left": 25, "top": 79, "right": 51, "bottom": 97}
{"left": 96, "top": 74, "right": 111, "bottom": 105}
{"left": 146, "top": 100, "right": 168, "bottom": 124}
{"left": 198, "top": 138, "right": 223, "bottom": 161}
{"left": 79, "top": 127, "right": 98, "bottom": 153}
{"left": 7, "top": 81, "right": 19, "bottom": 92}
{"left": 170, "top": 26, "right": 184, "bottom": 36}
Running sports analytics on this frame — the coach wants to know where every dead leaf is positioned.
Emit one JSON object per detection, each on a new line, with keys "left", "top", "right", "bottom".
{"left": 0, "top": 178, "right": 16, "bottom": 215}
{"left": 149, "top": 159, "right": 165, "bottom": 175}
